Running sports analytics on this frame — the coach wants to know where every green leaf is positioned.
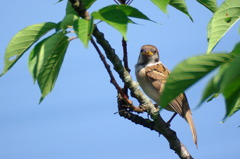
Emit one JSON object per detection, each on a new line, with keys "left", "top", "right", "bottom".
{"left": 199, "top": 43, "right": 240, "bottom": 106}
{"left": 82, "top": 0, "right": 96, "bottom": 9}
{"left": 161, "top": 53, "right": 233, "bottom": 107}
{"left": 92, "top": 5, "right": 152, "bottom": 40}
{"left": 92, "top": 8, "right": 128, "bottom": 40}
{"left": 66, "top": 1, "right": 78, "bottom": 15}
{"left": 207, "top": 0, "right": 240, "bottom": 53}
{"left": 207, "top": 43, "right": 240, "bottom": 98}
{"left": 57, "top": 2, "right": 79, "bottom": 31}
{"left": 37, "top": 32, "right": 69, "bottom": 103}
{"left": 60, "top": 13, "right": 79, "bottom": 29}
{"left": 170, "top": 0, "right": 193, "bottom": 21}
{"left": 28, "top": 37, "right": 52, "bottom": 82}
{"left": 223, "top": 89, "right": 240, "bottom": 121}
{"left": 151, "top": 0, "right": 171, "bottom": 14}
{"left": 221, "top": 55, "right": 240, "bottom": 98}
{"left": 73, "top": 17, "right": 94, "bottom": 47}
{"left": 198, "top": 77, "right": 219, "bottom": 106}
{"left": 196, "top": 0, "right": 218, "bottom": 13}
{"left": 216, "top": 43, "right": 240, "bottom": 120}
{"left": 106, "top": 5, "right": 152, "bottom": 21}
{"left": 1, "top": 22, "right": 56, "bottom": 77}
{"left": 67, "top": 0, "right": 95, "bottom": 10}
{"left": 231, "top": 42, "right": 240, "bottom": 56}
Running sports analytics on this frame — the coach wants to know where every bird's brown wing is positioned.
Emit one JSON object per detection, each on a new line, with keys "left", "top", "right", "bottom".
{"left": 145, "top": 63, "right": 187, "bottom": 116}
{"left": 169, "top": 93, "right": 189, "bottom": 117}
{"left": 145, "top": 63, "right": 169, "bottom": 92}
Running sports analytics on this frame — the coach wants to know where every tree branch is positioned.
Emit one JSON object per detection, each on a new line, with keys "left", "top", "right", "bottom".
{"left": 90, "top": 37, "right": 144, "bottom": 113}
{"left": 68, "top": 1, "right": 194, "bottom": 158}
{"left": 122, "top": 38, "right": 130, "bottom": 95}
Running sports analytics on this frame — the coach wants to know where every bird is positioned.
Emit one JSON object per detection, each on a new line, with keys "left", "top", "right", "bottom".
{"left": 135, "top": 44, "right": 198, "bottom": 147}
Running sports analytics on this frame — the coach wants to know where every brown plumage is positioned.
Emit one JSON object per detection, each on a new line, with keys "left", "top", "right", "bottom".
{"left": 135, "top": 45, "right": 198, "bottom": 147}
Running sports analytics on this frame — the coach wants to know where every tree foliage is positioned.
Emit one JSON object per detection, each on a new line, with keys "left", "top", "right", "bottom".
{"left": 1, "top": 0, "right": 239, "bottom": 158}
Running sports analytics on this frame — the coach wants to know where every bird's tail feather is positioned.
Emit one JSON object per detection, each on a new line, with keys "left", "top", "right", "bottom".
{"left": 185, "top": 110, "right": 198, "bottom": 148}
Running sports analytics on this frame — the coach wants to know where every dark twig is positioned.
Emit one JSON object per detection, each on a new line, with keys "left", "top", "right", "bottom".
{"left": 167, "top": 112, "right": 178, "bottom": 125}
{"left": 114, "top": 0, "right": 120, "bottom": 4}
{"left": 117, "top": 94, "right": 155, "bottom": 131}
{"left": 116, "top": 0, "right": 133, "bottom": 5}
{"left": 90, "top": 37, "right": 144, "bottom": 113}
{"left": 122, "top": 38, "right": 130, "bottom": 95}
{"left": 122, "top": 38, "right": 131, "bottom": 73}
{"left": 69, "top": 0, "right": 89, "bottom": 20}
{"left": 126, "top": 0, "right": 133, "bottom": 5}
{"left": 90, "top": 38, "right": 129, "bottom": 103}
{"left": 117, "top": 95, "right": 193, "bottom": 159}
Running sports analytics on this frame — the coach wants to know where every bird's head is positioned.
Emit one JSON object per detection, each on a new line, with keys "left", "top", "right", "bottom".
{"left": 137, "top": 45, "right": 160, "bottom": 66}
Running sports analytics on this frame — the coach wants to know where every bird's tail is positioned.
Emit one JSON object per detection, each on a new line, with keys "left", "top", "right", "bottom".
{"left": 185, "top": 110, "right": 198, "bottom": 148}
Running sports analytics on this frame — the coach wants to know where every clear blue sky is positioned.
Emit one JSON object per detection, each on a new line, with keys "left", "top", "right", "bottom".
{"left": 0, "top": 0, "right": 239, "bottom": 159}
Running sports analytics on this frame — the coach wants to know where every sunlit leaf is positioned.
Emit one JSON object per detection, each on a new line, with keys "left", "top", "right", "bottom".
{"left": 196, "top": 0, "right": 218, "bottom": 12}
{"left": 60, "top": 13, "right": 79, "bottom": 29}
{"left": 151, "top": 0, "right": 170, "bottom": 14}
{"left": 73, "top": 17, "right": 94, "bottom": 47}
{"left": 207, "top": 0, "right": 240, "bottom": 53}
{"left": 92, "top": 5, "right": 152, "bottom": 40}
{"left": 0, "top": 22, "right": 56, "bottom": 77}
{"left": 92, "top": 8, "right": 128, "bottom": 40}
{"left": 102, "top": 5, "right": 152, "bottom": 21}
{"left": 37, "top": 32, "right": 69, "bottom": 103}
{"left": 28, "top": 37, "right": 52, "bottom": 82}
{"left": 161, "top": 53, "right": 233, "bottom": 107}
{"left": 170, "top": 0, "right": 193, "bottom": 21}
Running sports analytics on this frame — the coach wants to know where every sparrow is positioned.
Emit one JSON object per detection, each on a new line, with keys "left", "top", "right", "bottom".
{"left": 135, "top": 44, "right": 197, "bottom": 147}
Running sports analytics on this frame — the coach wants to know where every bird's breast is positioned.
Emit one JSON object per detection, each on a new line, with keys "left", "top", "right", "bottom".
{"left": 135, "top": 66, "right": 161, "bottom": 105}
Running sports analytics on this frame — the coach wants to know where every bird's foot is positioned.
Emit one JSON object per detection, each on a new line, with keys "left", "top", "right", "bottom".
{"left": 166, "top": 112, "right": 177, "bottom": 127}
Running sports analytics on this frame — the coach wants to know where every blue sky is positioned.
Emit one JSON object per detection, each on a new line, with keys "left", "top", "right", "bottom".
{"left": 0, "top": 0, "right": 239, "bottom": 159}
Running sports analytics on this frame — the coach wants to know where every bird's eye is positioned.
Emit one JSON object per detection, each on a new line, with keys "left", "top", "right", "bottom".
{"left": 153, "top": 49, "right": 157, "bottom": 53}
{"left": 140, "top": 49, "right": 144, "bottom": 53}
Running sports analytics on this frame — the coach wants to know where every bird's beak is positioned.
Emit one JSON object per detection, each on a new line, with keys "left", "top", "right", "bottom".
{"left": 141, "top": 51, "right": 154, "bottom": 56}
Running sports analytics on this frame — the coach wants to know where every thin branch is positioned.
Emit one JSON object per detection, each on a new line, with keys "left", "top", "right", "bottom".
{"left": 68, "top": 37, "right": 78, "bottom": 41}
{"left": 90, "top": 37, "right": 144, "bottom": 113}
{"left": 69, "top": 0, "right": 90, "bottom": 20}
{"left": 117, "top": 95, "right": 155, "bottom": 131}
{"left": 114, "top": 0, "right": 120, "bottom": 4}
{"left": 122, "top": 38, "right": 131, "bottom": 73}
{"left": 122, "top": 38, "right": 130, "bottom": 95}
{"left": 126, "top": 0, "right": 133, "bottom": 5}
